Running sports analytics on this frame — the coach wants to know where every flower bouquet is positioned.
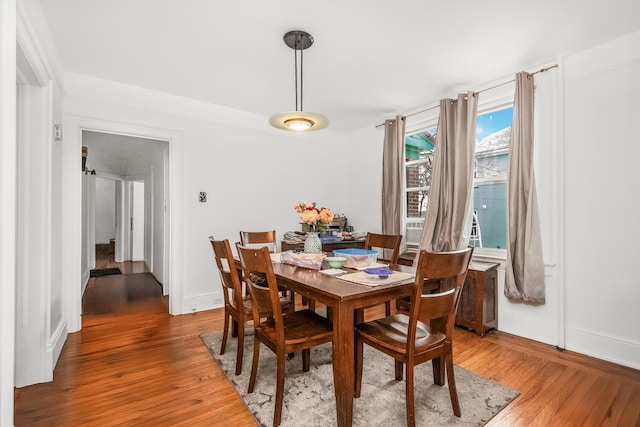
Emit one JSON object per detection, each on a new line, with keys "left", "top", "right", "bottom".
{"left": 294, "top": 201, "right": 334, "bottom": 233}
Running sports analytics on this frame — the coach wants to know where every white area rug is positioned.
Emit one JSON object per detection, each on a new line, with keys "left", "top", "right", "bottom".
{"left": 201, "top": 329, "right": 519, "bottom": 427}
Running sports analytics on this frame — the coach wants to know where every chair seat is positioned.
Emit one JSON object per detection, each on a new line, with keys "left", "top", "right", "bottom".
{"left": 356, "top": 314, "right": 446, "bottom": 354}
{"left": 256, "top": 309, "right": 333, "bottom": 350}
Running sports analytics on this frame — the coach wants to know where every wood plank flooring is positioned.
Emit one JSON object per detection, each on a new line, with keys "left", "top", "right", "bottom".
{"left": 13, "top": 250, "right": 640, "bottom": 426}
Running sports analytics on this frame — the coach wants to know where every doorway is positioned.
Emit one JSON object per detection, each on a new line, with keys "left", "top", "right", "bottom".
{"left": 80, "top": 131, "right": 169, "bottom": 299}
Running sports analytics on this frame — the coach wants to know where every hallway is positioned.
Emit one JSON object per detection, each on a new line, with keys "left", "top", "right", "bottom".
{"left": 83, "top": 244, "right": 165, "bottom": 316}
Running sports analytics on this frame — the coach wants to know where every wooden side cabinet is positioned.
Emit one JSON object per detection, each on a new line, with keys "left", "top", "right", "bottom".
{"left": 455, "top": 261, "right": 499, "bottom": 337}
{"left": 280, "top": 239, "right": 365, "bottom": 253}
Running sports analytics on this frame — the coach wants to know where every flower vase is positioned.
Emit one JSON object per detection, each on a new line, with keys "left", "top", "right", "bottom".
{"left": 304, "top": 232, "right": 322, "bottom": 254}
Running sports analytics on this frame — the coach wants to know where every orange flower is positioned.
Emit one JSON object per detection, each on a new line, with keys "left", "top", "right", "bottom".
{"left": 295, "top": 200, "right": 334, "bottom": 232}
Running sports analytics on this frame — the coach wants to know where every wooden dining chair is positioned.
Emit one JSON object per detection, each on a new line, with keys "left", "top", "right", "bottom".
{"left": 239, "top": 230, "right": 297, "bottom": 301}
{"left": 354, "top": 247, "right": 473, "bottom": 427}
{"left": 209, "top": 237, "right": 293, "bottom": 375}
{"left": 237, "top": 244, "right": 333, "bottom": 427}
{"left": 364, "top": 232, "right": 403, "bottom": 316}
{"left": 239, "top": 230, "right": 278, "bottom": 252}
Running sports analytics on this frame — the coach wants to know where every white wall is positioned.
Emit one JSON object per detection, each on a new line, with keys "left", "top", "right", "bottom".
{"left": 63, "top": 73, "right": 350, "bottom": 317}
{"left": 0, "top": 0, "right": 17, "bottom": 423}
{"left": 13, "top": 0, "right": 67, "bottom": 390}
{"left": 95, "top": 177, "right": 116, "bottom": 244}
{"left": 563, "top": 31, "right": 640, "bottom": 368}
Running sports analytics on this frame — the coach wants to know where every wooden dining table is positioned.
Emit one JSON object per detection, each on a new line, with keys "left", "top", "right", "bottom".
{"left": 268, "top": 261, "right": 415, "bottom": 427}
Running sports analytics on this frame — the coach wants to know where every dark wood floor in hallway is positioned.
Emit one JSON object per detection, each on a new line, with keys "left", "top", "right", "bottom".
{"left": 13, "top": 248, "right": 640, "bottom": 425}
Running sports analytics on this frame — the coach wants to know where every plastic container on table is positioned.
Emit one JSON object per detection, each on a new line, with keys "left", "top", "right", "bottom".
{"left": 332, "top": 248, "right": 378, "bottom": 268}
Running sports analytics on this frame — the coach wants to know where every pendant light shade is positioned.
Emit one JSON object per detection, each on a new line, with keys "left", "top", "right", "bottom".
{"left": 269, "top": 30, "right": 328, "bottom": 132}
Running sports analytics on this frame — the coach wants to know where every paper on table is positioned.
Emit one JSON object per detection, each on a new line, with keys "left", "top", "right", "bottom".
{"left": 338, "top": 271, "right": 414, "bottom": 287}
{"left": 319, "top": 268, "right": 347, "bottom": 276}
{"left": 270, "top": 253, "right": 282, "bottom": 263}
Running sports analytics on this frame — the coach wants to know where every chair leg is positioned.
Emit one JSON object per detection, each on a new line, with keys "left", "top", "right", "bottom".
{"left": 432, "top": 355, "right": 445, "bottom": 386}
{"left": 395, "top": 360, "right": 403, "bottom": 381}
{"left": 446, "top": 351, "right": 461, "bottom": 416}
{"left": 302, "top": 349, "right": 310, "bottom": 372}
{"left": 232, "top": 319, "right": 239, "bottom": 338}
{"left": 405, "top": 363, "right": 416, "bottom": 427}
{"left": 248, "top": 336, "right": 261, "bottom": 393}
{"left": 354, "top": 336, "right": 363, "bottom": 397}
{"left": 274, "top": 351, "right": 286, "bottom": 427}
{"left": 235, "top": 321, "right": 244, "bottom": 375}
{"left": 220, "top": 312, "right": 230, "bottom": 355}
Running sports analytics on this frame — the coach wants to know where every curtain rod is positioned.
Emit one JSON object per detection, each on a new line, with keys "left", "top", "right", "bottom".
{"left": 374, "top": 64, "right": 559, "bottom": 128}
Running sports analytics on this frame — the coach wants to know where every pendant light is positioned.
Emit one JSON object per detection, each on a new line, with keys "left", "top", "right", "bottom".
{"left": 269, "top": 30, "right": 328, "bottom": 132}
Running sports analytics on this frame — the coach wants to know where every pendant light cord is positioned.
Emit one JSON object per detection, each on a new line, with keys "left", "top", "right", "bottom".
{"left": 293, "top": 36, "right": 305, "bottom": 112}
{"left": 300, "top": 40, "right": 303, "bottom": 112}
{"left": 294, "top": 43, "right": 298, "bottom": 112}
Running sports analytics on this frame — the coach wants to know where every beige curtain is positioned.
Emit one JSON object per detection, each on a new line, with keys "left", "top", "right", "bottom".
{"left": 504, "top": 72, "right": 545, "bottom": 304}
{"left": 417, "top": 92, "right": 477, "bottom": 255}
{"left": 382, "top": 116, "right": 405, "bottom": 240}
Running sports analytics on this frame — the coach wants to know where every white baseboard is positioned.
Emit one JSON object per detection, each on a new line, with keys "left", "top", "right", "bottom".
{"left": 81, "top": 268, "right": 89, "bottom": 295}
{"left": 566, "top": 327, "right": 640, "bottom": 370}
{"left": 497, "top": 310, "right": 558, "bottom": 346}
{"left": 47, "top": 319, "right": 67, "bottom": 373}
{"left": 182, "top": 292, "right": 223, "bottom": 314}
{"left": 498, "top": 310, "right": 640, "bottom": 369}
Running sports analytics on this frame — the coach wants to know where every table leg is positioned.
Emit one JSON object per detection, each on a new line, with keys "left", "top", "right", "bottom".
{"left": 332, "top": 302, "right": 354, "bottom": 427}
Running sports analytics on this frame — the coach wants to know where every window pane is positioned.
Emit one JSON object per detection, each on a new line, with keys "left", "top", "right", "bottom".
{"left": 406, "top": 190, "right": 428, "bottom": 219}
{"left": 405, "top": 130, "right": 436, "bottom": 160}
{"left": 472, "top": 107, "right": 512, "bottom": 249}
{"left": 405, "top": 159, "right": 432, "bottom": 190}
{"left": 472, "top": 183, "right": 507, "bottom": 248}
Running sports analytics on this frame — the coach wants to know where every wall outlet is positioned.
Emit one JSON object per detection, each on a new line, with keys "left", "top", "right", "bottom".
{"left": 199, "top": 192, "right": 207, "bottom": 202}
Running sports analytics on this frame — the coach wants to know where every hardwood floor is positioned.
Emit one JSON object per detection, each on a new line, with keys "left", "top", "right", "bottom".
{"left": 14, "top": 250, "right": 640, "bottom": 426}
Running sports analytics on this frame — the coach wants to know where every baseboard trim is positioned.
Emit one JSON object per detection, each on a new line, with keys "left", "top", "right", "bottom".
{"left": 566, "top": 327, "right": 640, "bottom": 370}
{"left": 182, "top": 292, "right": 223, "bottom": 315}
{"left": 47, "top": 319, "right": 67, "bottom": 373}
{"left": 497, "top": 310, "right": 558, "bottom": 346}
{"left": 498, "top": 310, "right": 640, "bottom": 369}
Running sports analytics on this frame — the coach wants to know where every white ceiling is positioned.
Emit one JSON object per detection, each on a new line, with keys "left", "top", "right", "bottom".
{"left": 83, "top": 131, "right": 167, "bottom": 178}
{"left": 41, "top": 0, "right": 640, "bottom": 133}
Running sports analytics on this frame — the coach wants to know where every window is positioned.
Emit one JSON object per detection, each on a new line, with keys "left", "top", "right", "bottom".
{"left": 403, "top": 129, "right": 436, "bottom": 251}
{"left": 402, "top": 105, "right": 513, "bottom": 252}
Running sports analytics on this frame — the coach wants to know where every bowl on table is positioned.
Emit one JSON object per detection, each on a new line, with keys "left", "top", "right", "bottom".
{"left": 363, "top": 267, "right": 394, "bottom": 280}
{"left": 325, "top": 256, "right": 347, "bottom": 269}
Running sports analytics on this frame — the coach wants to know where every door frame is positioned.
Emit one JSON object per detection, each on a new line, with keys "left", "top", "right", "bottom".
{"left": 62, "top": 117, "right": 183, "bottom": 332}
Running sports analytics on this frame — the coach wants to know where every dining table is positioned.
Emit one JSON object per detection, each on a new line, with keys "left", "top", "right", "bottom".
{"left": 266, "top": 260, "right": 416, "bottom": 427}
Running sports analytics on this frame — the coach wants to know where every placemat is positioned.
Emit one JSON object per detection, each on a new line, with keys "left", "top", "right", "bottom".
{"left": 338, "top": 271, "right": 414, "bottom": 287}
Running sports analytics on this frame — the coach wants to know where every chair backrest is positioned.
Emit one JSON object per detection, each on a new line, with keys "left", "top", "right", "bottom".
{"left": 209, "top": 237, "right": 244, "bottom": 311}
{"left": 407, "top": 247, "right": 474, "bottom": 344}
{"left": 236, "top": 244, "right": 285, "bottom": 342}
{"left": 364, "top": 232, "right": 402, "bottom": 264}
{"left": 239, "top": 230, "right": 278, "bottom": 253}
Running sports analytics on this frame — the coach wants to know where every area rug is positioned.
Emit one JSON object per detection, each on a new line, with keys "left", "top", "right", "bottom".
{"left": 89, "top": 267, "right": 122, "bottom": 277}
{"left": 201, "top": 329, "right": 519, "bottom": 427}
